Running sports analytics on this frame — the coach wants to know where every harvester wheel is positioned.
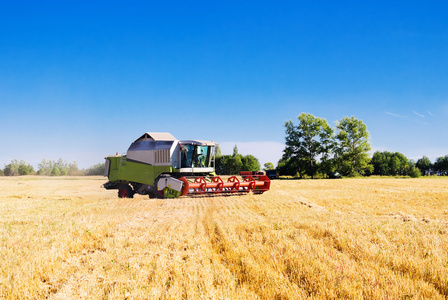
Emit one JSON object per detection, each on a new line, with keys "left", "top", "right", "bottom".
{"left": 118, "top": 185, "right": 134, "bottom": 198}
{"left": 148, "top": 189, "right": 157, "bottom": 199}
{"left": 148, "top": 185, "right": 162, "bottom": 199}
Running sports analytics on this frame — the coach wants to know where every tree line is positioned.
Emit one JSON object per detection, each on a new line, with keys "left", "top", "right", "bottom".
{"left": 371, "top": 153, "right": 448, "bottom": 177}
{"left": 3, "top": 118, "right": 447, "bottom": 178}
{"left": 277, "top": 113, "right": 448, "bottom": 178}
{"left": 0, "top": 159, "right": 105, "bottom": 176}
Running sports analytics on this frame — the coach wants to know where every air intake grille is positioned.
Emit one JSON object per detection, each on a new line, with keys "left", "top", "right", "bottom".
{"left": 155, "top": 150, "right": 170, "bottom": 164}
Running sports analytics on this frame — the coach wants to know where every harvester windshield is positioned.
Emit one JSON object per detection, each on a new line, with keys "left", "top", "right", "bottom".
{"left": 181, "top": 145, "right": 212, "bottom": 168}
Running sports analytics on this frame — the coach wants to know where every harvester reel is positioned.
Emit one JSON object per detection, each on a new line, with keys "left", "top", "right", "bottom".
{"left": 227, "top": 176, "right": 240, "bottom": 193}
{"left": 211, "top": 177, "right": 224, "bottom": 193}
{"left": 193, "top": 177, "right": 207, "bottom": 194}
{"left": 242, "top": 176, "right": 256, "bottom": 192}
{"left": 181, "top": 175, "right": 270, "bottom": 196}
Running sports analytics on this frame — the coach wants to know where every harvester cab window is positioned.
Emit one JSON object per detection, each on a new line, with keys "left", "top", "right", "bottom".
{"left": 180, "top": 144, "right": 211, "bottom": 168}
{"left": 181, "top": 144, "right": 195, "bottom": 168}
{"left": 195, "top": 146, "right": 209, "bottom": 167}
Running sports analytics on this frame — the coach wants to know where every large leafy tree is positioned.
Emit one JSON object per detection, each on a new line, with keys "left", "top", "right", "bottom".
{"left": 434, "top": 155, "right": 448, "bottom": 176}
{"left": 371, "top": 151, "right": 409, "bottom": 176}
{"left": 242, "top": 155, "right": 261, "bottom": 172}
{"left": 335, "top": 116, "right": 372, "bottom": 176}
{"left": 371, "top": 151, "right": 390, "bottom": 175}
{"left": 390, "top": 152, "right": 408, "bottom": 175}
{"left": 215, "top": 154, "right": 243, "bottom": 175}
{"left": 263, "top": 162, "right": 275, "bottom": 170}
{"left": 416, "top": 156, "right": 432, "bottom": 175}
{"left": 277, "top": 157, "right": 300, "bottom": 176}
{"left": 283, "top": 113, "right": 334, "bottom": 178}
{"left": 318, "top": 120, "right": 336, "bottom": 176}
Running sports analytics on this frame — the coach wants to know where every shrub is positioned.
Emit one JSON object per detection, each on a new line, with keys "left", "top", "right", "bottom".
{"left": 409, "top": 167, "right": 421, "bottom": 178}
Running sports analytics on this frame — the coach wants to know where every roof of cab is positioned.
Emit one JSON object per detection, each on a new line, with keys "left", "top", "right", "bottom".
{"left": 180, "top": 140, "right": 216, "bottom": 146}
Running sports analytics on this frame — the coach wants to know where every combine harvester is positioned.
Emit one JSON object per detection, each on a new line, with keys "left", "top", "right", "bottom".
{"left": 103, "top": 132, "right": 270, "bottom": 198}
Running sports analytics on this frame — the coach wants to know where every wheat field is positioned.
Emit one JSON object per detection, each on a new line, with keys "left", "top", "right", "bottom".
{"left": 0, "top": 176, "right": 447, "bottom": 299}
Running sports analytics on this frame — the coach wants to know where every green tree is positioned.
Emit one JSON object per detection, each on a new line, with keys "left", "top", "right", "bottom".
{"left": 318, "top": 120, "right": 336, "bottom": 177}
{"left": 416, "top": 156, "right": 432, "bottom": 176}
{"left": 57, "top": 158, "right": 68, "bottom": 176}
{"left": 403, "top": 159, "right": 415, "bottom": 176}
{"left": 18, "top": 162, "right": 34, "bottom": 175}
{"left": 409, "top": 167, "right": 421, "bottom": 178}
{"left": 4, "top": 160, "right": 20, "bottom": 176}
{"left": 233, "top": 145, "right": 239, "bottom": 156}
{"left": 371, "top": 151, "right": 409, "bottom": 176}
{"left": 335, "top": 116, "right": 372, "bottom": 176}
{"left": 390, "top": 152, "right": 407, "bottom": 176}
{"left": 215, "top": 155, "right": 228, "bottom": 175}
{"left": 3, "top": 159, "right": 19, "bottom": 176}
{"left": 283, "top": 113, "right": 334, "bottom": 178}
{"left": 277, "top": 157, "right": 299, "bottom": 177}
{"left": 228, "top": 154, "right": 243, "bottom": 174}
{"left": 38, "top": 158, "right": 52, "bottom": 175}
{"left": 215, "top": 149, "right": 261, "bottom": 175}
{"left": 215, "top": 154, "right": 243, "bottom": 175}
{"left": 4, "top": 160, "right": 34, "bottom": 176}
{"left": 37, "top": 158, "right": 77, "bottom": 176}
{"left": 282, "top": 129, "right": 307, "bottom": 178}
{"left": 51, "top": 165, "right": 60, "bottom": 176}
{"left": 263, "top": 162, "right": 275, "bottom": 171}
{"left": 434, "top": 155, "right": 448, "bottom": 176}
{"left": 371, "top": 151, "right": 390, "bottom": 175}
{"left": 242, "top": 155, "right": 260, "bottom": 172}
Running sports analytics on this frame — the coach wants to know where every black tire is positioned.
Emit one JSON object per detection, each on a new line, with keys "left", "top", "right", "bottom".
{"left": 118, "top": 185, "right": 134, "bottom": 198}
{"left": 148, "top": 185, "right": 159, "bottom": 199}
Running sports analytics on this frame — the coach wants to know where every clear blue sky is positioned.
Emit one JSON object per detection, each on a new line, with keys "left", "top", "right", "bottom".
{"left": 1, "top": 1, "right": 447, "bottom": 168}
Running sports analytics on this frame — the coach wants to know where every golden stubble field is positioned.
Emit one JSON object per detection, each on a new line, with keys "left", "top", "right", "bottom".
{"left": 1, "top": 176, "right": 448, "bottom": 299}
